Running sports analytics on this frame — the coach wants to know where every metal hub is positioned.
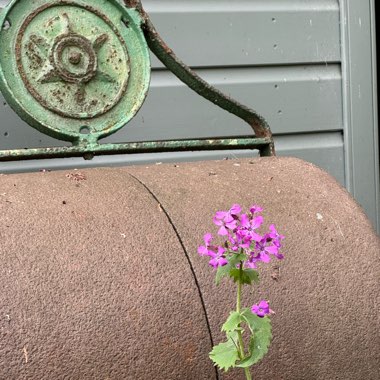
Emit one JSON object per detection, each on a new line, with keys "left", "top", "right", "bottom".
{"left": 51, "top": 34, "right": 98, "bottom": 84}
{"left": 0, "top": 0, "right": 150, "bottom": 142}
{"left": 15, "top": 6, "right": 130, "bottom": 119}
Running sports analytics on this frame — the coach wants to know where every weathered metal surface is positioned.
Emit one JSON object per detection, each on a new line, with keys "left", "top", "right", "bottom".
{"left": 1, "top": 159, "right": 379, "bottom": 378}
{"left": 0, "top": 0, "right": 150, "bottom": 142}
{"left": 0, "top": 0, "right": 275, "bottom": 160}
{"left": 16, "top": 6, "right": 130, "bottom": 119}
{"left": 0, "top": 136, "right": 272, "bottom": 161}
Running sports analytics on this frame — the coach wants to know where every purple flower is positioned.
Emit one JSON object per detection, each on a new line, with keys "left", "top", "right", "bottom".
{"left": 249, "top": 236, "right": 274, "bottom": 263}
{"left": 213, "top": 215, "right": 237, "bottom": 236}
{"left": 237, "top": 213, "right": 263, "bottom": 242}
{"left": 197, "top": 233, "right": 213, "bottom": 256}
{"left": 244, "top": 253, "right": 260, "bottom": 269}
{"left": 257, "top": 233, "right": 284, "bottom": 260}
{"left": 249, "top": 205, "right": 263, "bottom": 214}
{"left": 269, "top": 224, "right": 285, "bottom": 248}
{"left": 213, "top": 204, "right": 242, "bottom": 235}
{"left": 198, "top": 203, "right": 284, "bottom": 272}
{"left": 198, "top": 234, "right": 228, "bottom": 268}
{"left": 251, "top": 300, "right": 273, "bottom": 318}
{"left": 226, "top": 234, "right": 241, "bottom": 251}
{"left": 208, "top": 246, "right": 228, "bottom": 269}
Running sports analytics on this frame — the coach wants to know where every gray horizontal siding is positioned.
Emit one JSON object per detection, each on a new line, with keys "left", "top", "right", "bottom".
{"left": 1, "top": 0, "right": 340, "bottom": 67}
{"left": 107, "top": 64, "right": 342, "bottom": 141}
{"left": 146, "top": 0, "right": 340, "bottom": 67}
{"left": 0, "top": 65, "right": 342, "bottom": 148}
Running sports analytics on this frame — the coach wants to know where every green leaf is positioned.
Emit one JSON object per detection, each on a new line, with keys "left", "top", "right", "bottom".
{"left": 215, "top": 253, "right": 246, "bottom": 285}
{"left": 237, "top": 309, "right": 272, "bottom": 367}
{"left": 221, "top": 311, "right": 244, "bottom": 333}
{"left": 209, "top": 335, "right": 239, "bottom": 372}
{"left": 229, "top": 268, "right": 260, "bottom": 285}
{"left": 215, "top": 263, "right": 231, "bottom": 285}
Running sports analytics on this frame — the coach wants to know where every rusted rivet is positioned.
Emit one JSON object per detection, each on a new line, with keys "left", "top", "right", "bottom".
{"left": 69, "top": 51, "right": 82, "bottom": 65}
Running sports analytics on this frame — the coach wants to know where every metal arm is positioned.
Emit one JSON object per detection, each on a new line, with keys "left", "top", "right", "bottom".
{"left": 124, "top": 0, "right": 275, "bottom": 156}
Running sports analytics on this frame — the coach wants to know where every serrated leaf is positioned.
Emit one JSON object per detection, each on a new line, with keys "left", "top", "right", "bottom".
{"left": 221, "top": 311, "right": 244, "bottom": 333}
{"left": 241, "top": 308, "right": 272, "bottom": 335}
{"left": 229, "top": 268, "right": 260, "bottom": 285}
{"left": 215, "top": 263, "right": 232, "bottom": 285}
{"left": 209, "top": 336, "right": 239, "bottom": 372}
{"left": 237, "top": 309, "right": 272, "bottom": 367}
{"left": 215, "top": 253, "right": 246, "bottom": 285}
{"left": 244, "top": 269, "right": 260, "bottom": 284}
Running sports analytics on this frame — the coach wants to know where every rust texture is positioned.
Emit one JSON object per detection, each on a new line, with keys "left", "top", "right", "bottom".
{"left": 0, "top": 158, "right": 379, "bottom": 378}
{"left": 0, "top": 137, "right": 272, "bottom": 161}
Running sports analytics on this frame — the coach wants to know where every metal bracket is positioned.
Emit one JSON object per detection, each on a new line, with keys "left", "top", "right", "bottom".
{"left": 0, "top": 0, "right": 275, "bottom": 161}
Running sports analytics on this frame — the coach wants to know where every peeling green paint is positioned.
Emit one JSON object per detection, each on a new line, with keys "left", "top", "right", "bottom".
{"left": 0, "top": 137, "right": 272, "bottom": 161}
{"left": 0, "top": 0, "right": 275, "bottom": 161}
{"left": 0, "top": 0, "right": 150, "bottom": 143}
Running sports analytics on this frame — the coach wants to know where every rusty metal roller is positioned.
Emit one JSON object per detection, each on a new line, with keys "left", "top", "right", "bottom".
{"left": 1, "top": 157, "right": 379, "bottom": 379}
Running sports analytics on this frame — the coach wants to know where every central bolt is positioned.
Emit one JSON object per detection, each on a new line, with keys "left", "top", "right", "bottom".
{"left": 69, "top": 51, "right": 82, "bottom": 65}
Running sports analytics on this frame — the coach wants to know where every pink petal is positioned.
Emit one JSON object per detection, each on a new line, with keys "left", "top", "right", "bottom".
{"left": 213, "top": 217, "right": 223, "bottom": 226}
{"left": 225, "top": 220, "right": 237, "bottom": 230}
{"left": 218, "top": 226, "right": 229, "bottom": 236}
{"left": 258, "top": 300, "right": 269, "bottom": 309}
{"left": 215, "top": 211, "right": 227, "bottom": 219}
{"left": 245, "top": 261, "right": 257, "bottom": 269}
{"left": 251, "top": 216, "right": 264, "bottom": 229}
{"left": 265, "top": 245, "right": 279, "bottom": 255}
{"left": 203, "top": 233, "right": 213, "bottom": 245}
{"left": 198, "top": 246, "right": 208, "bottom": 256}
{"left": 260, "top": 252, "right": 271, "bottom": 263}
{"left": 217, "top": 246, "right": 226, "bottom": 255}
{"left": 229, "top": 204, "right": 242, "bottom": 215}
{"left": 250, "top": 205, "right": 263, "bottom": 214}
{"left": 209, "top": 256, "right": 228, "bottom": 268}
{"left": 250, "top": 232, "right": 262, "bottom": 242}
{"left": 240, "top": 214, "right": 250, "bottom": 227}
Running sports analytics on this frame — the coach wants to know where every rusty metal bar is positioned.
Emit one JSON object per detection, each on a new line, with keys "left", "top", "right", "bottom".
{"left": 0, "top": 136, "right": 272, "bottom": 161}
{"left": 124, "top": 0, "right": 275, "bottom": 157}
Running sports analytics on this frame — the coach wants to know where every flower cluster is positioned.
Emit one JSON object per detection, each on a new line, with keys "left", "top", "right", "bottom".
{"left": 198, "top": 204, "right": 284, "bottom": 319}
{"left": 202, "top": 205, "right": 285, "bottom": 373}
{"left": 198, "top": 204, "right": 284, "bottom": 270}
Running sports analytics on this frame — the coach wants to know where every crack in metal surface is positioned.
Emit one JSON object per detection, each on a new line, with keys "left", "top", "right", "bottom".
{"left": 128, "top": 173, "right": 220, "bottom": 380}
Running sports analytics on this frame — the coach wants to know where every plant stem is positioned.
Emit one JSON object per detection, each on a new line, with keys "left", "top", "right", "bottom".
{"left": 236, "top": 262, "right": 252, "bottom": 380}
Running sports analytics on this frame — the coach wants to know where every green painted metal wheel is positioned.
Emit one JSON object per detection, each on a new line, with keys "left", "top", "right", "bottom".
{"left": 0, "top": 0, "right": 150, "bottom": 143}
